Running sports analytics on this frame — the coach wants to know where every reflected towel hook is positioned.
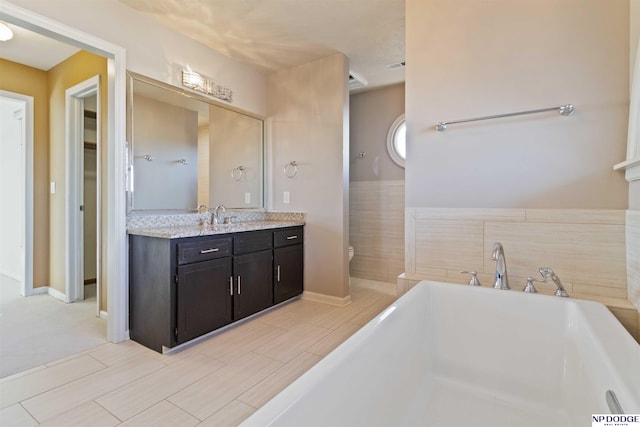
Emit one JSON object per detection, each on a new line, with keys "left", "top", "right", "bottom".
{"left": 143, "top": 154, "right": 154, "bottom": 161}
{"left": 284, "top": 161, "right": 298, "bottom": 178}
{"left": 231, "top": 165, "right": 245, "bottom": 181}
{"left": 177, "top": 158, "right": 189, "bottom": 165}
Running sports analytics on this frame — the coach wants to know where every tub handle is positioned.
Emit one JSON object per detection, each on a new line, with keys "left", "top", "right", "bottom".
{"left": 460, "top": 271, "right": 481, "bottom": 286}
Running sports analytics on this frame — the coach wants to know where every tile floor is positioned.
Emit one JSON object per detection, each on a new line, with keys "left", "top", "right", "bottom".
{"left": 0, "top": 278, "right": 396, "bottom": 426}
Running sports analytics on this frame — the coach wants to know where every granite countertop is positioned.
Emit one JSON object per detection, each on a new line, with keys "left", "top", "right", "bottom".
{"left": 128, "top": 219, "right": 305, "bottom": 239}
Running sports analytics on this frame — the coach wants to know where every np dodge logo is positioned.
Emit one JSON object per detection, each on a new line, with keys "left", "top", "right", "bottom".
{"left": 592, "top": 414, "right": 640, "bottom": 427}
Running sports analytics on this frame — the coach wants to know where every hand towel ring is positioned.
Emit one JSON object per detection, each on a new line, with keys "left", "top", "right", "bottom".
{"left": 231, "top": 165, "right": 245, "bottom": 181}
{"left": 284, "top": 161, "right": 298, "bottom": 178}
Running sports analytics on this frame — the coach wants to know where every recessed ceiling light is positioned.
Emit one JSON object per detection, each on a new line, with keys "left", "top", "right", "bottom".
{"left": 0, "top": 23, "right": 13, "bottom": 42}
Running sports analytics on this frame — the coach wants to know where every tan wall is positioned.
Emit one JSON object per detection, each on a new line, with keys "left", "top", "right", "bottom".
{"left": 350, "top": 181, "right": 404, "bottom": 283}
{"left": 405, "top": 0, "right": 629, "bottom": 209}
{"left": 48, "top": 51, "right": 108, "bottom": 309}
{"left": 268, "top": 53, "right": 350, "bottom": 301}
{"left": 209, "top": 105, "right": 263, "bottom": 208}
{"left": 350, "top": 83, "right": 405, "bottom": 182}
{"left": 0, "top": 59, "right": 49, "bottom": 288}
{"left": 132, "top": 95, "right": 198, "bottom": 210}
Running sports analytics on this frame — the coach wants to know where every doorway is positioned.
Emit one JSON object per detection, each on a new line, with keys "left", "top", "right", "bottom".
{"left": 66, "top": 77, "right": 100, "bottom": 315}
{"left": 0, "top": 91, "right": 33, "bottom": 298}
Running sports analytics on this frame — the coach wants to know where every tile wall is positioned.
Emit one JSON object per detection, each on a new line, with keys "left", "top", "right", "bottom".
{"left": 400, "top": 208, "right": 639, "bottom": 342}
{"left": 349, "top": 181, "right": 404, "bottom": 283}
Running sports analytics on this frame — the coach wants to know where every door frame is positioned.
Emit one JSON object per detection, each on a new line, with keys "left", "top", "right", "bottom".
{"left": 0, "top": 1, "right": 128, "bottom": 343}
{"left": 65, "top": 76, "right": 100, "bottom": 310}
{"left": 0, "top": 91, "right": 34, "bottom": 297}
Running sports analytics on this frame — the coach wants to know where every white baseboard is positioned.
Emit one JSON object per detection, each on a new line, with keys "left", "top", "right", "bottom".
{"left": 302, "top": 290, "right": 352, "bottom": 307}
{"left": 31, "top": 286, "right": 68, "bottom": 302}
{"left": 99, "top": 310, "right": 108, "bottom": 320}
{"left": 0, "top": 271, "right": 22, "bottom": 282}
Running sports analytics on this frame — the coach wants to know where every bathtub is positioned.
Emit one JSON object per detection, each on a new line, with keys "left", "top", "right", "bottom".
{"left": 242, "top": 280, "right": 640, "bottom": 427}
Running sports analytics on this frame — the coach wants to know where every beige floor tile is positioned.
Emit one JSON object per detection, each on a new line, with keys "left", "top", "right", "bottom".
{"left": 253, "top": 325, "right": 332, "bottom": 363}
{"left": 0, "top": 354, "right": 106, "bottom": 409}
{"left": 21, "top": 353, "right": 165, "bottom": 423}
{"left": 0, "top": 404, "right": 38, "bottom": 427}
{"left": 197, "top": 400, "right": 256, "bottom": 427}
{"left": 38, "top": 401, "right": 120, "bottom": 427}
{"left": 96, "top": 352, "right": 226, "bottom": 421}
{"left": 119, "top": 400, "right": 199, "bottom": 427}
{"left": 169, "top": 352, "right": 282, "bottom": 420}
{"left": 350, "top": 297, "right": 395, "bottom": 325}
{"left": 0, "top": 366, "right": 47, "bottom": 385}
{"left": 196, "top": 322, "right": 287, "bottom": 363}
{"left": 238, "top": 351, "right": 322, "bottom": 408}
{"left": 88, "top": 340, "right": 167, "bottom": 367}
{"left": 307, "top": 321, "right": 364, "bottom": 357}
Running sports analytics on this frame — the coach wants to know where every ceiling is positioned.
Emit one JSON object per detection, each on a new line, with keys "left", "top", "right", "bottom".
{"left": 118, "top": 0, "right": 405, "bottom": 91}
{"left": 0, "top": 1, "right": 405, "bottom": 91}
{"left": 0, "top": 23, "right": 80, "bottom": 71}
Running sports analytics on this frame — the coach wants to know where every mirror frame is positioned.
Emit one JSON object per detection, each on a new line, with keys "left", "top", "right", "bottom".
{"left": 125, "top": 71, "right": 266, "bottom": 213}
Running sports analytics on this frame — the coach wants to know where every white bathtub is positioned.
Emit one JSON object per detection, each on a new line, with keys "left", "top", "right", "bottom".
{"left": 242, "top": 280, "right": 640, "bottom": 427}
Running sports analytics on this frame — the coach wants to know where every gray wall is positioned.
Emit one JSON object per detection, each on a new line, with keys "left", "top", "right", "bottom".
{"left": 350, "top": 83, "right": 405, "bottom": 182}
{"left": 406, "top": 0, "right": 629, "bottom": 209}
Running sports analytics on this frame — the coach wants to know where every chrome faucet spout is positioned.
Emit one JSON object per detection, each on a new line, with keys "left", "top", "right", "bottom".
{"left": 539, "top": 267, "right": 569, "bottom": 297}
{"left": 490, "top": 242, "right": 510, "bottom": 290}
{"left": 212, "top": 204, "right": 226, "bottom": 226}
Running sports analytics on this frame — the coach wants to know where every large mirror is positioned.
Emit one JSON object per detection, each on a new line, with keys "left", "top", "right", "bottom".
{"left": 126, "top": 72, "right": 264, "bottom": 212}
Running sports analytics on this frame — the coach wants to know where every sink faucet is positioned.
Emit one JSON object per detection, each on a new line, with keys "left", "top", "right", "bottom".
{"left": 490, "top": 242, "right": 510, "bottom": 290}
{"left": 539, "top": 267, "right": 569, "bottom": 297}
{"left": 212, "top": 204, "right": 226, "bottom": 226}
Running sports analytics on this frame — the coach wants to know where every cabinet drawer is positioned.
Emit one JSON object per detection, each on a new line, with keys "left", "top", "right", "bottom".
{"left": 234, "top": 230, "right": 272, "bottom": 255}
{"left": 274, "top": 227, "right": 303, "bottom": 248}
{"left": 177, "top": 237, "right": 232, "bottom": 265}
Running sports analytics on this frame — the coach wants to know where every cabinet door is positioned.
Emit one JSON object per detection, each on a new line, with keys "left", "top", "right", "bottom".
{"left": 176, "top": 258, "right": 232, "bottom": 344}
{"left": 233, "top": 249, "right": 273, "bottom": 320}
{"left": 274, "top": 244, "right": 303, "bottom": 304}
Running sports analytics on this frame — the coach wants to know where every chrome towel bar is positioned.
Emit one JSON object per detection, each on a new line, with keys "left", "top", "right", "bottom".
{"left": 435, "top": 104, "right": 575, "bottom": 131}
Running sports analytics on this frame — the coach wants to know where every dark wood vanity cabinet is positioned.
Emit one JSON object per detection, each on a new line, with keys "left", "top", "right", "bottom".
{"left": 274, "top": 228, "right": 304, "bottom": 304}
{"left": 129, "top": 226, "right": 303, "bottom": 353}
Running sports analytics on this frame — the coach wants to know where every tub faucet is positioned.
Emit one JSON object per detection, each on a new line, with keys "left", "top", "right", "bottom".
{"left": 539, "top": 267, "right": 569, "bottom": 297}
{"left": 212, "top": 204, "right": 226, "bottom": 226}
{"left": 490, "top": 242, "right": 510, "bottom": 290}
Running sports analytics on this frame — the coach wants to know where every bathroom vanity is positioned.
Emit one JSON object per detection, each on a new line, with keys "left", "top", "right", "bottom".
{"left": 128, "top": 223, "right": 304, "bottom": 353}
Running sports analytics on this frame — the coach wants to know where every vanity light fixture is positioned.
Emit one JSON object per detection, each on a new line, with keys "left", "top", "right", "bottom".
{"left": 181, "top": 70, "right": 233, "bottom": 103}
{"left": 0, "top": 23, "right": 13, "bottom": 41}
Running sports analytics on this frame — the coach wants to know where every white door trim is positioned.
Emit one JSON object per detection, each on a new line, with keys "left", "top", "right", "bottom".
{"left": 65, "top": 76, "right": 99, "bottom": 304}
{"left": 0, "top": 1, "right": 129, "bottom": 343}
{"left": 0, "top": 91, "right": 33, "bottom": 297}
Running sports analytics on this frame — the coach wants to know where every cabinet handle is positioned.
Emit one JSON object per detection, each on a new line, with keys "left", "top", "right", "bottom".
{"left": 200, "top": 248, "right": 219, "bottom": 254}
{"left": 277, "top": 265, "right": 281, "bottom": 282}
{"left": 286, "top": 235, "right": 298, "bottom": 240}
{"left": 237, "top": 276, "right": 241, "bottom": 294}
{"left": 229, "top": 277, "right": 233, "bottom": 295}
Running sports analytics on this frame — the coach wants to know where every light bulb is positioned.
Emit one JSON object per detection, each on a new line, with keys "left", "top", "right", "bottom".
{"left": 0, "top": 23, "right": 13, "bottom": 42}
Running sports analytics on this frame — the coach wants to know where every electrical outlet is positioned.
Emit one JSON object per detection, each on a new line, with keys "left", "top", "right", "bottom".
{"left": 245, "top": 192, "right": 251, "bottom": 204}
{"left": 283, "top": 191, "right": 290, "bottom": 204}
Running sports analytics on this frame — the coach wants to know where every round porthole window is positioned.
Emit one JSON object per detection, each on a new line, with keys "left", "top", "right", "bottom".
{"left": 386, "top": 114, "right": 406, "bottom": 168}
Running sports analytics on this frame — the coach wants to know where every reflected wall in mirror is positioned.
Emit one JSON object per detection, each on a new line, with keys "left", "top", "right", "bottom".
{"left": 127, "top": 72, "right": 264, "bottom": 212}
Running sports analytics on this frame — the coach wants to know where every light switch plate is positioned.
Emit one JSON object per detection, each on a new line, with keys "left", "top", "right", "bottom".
{"left": 245, "top": 192, "right": 251, "bottom": 204}
{"left": 50, "top": 181, "right": 56, "bottom": 194}
{"left": 284, "top": 191, "right": 290, "bottom": 204}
